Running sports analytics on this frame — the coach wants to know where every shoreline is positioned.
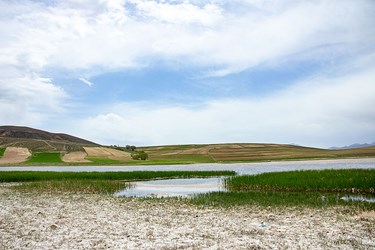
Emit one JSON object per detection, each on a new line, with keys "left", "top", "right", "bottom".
{"left": 1, "top": 188, "right": 374, "bottom": 249}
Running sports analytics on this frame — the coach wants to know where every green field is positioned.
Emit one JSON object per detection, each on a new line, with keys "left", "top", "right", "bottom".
{"left": 26, "top": 152, "right": 63, "bottom": 163}
{"left": 0, "top": 147, "right": 5, "bottom": 158}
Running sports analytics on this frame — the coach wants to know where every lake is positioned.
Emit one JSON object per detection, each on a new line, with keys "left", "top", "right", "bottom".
{"left": 2, "top": 158, "right": 374, "bottom": 198}
{"left": 1, "top": 158, "right": 374, "bottom": 174}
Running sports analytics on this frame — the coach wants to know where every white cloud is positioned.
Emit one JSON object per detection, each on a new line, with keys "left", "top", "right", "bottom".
{"left": 1, "top": 0, "right": 373, "bottom": 76}
{"left": 72, "top": 62, "right": 375, "bottom": 148}
{"left": 1, "top": 0, "right": 374, "bottom": 147}
{"left": 0, "top": 66, "right": 67, "bottom": 126}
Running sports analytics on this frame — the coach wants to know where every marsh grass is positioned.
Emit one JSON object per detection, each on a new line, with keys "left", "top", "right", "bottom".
{"left": 0, "top": 170, "right": 235, "bottom": 182}
{"left": 26, "top": 152, "right": 63, "bottom": 163}
{"left": 225, "top": 169, "right": 375, "bottom": 193}
{"left": 12, "top": 179, "right": 127, "bottom": 194}
{"left": 191, "top": 191, "right": 375, "bottom": 209}
{"left": 4, "top": 170, "right": 234, "bottom": 195}
{"left": 192, "top": 169, "right": 375, "bottom": 208}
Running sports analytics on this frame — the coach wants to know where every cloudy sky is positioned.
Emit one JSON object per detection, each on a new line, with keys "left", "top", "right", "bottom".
{"left": 1, "top": 0, "right": 375, "bottom": 148}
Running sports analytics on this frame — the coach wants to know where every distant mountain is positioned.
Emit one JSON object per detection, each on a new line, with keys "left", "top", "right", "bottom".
{"left": 0, "top": 125, "right": 97, "bottom": 146}
{"left": 330, "top": 142, "right": 375, "bottom": 150}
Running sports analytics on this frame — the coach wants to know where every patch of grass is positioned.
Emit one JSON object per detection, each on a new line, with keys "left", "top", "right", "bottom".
{"left": 191, "top": 191, "right": 375, "bottom": 209}
{"left": 13, "top": 179, "right": 128, "bottom": 194}
{"left": 86, "top": 157, "right": 123, "bottom": 164}
{"left": 3, "top": 170, "right": 235, "bottom": 195}
{"left": 225, "top": 169, "right": 375, "bottom": 193}
{"left": 191, "top": 169, "right": 375, "bottom": 208}
{"left": 0, "top": 147, "right": 5, "bottom": 158}
{"left": 26, "top": 152, "right": 63, "bottom": 163}
{"left": 0, "top": 170, "right": 236, "bottom": 182}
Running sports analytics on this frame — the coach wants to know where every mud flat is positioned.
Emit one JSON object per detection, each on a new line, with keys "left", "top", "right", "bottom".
{"left": 0, "top": 187, "right": 374, "bottom": 249}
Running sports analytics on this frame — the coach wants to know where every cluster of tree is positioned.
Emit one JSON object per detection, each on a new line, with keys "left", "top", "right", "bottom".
{"left": 109, "top": 145, "right": 136, "bottom": 152}
{"left": 131, "top": 151, "right": 148, "bottom": 160}
{"left": 125, "top": 145, "right": 137, "bottom": 151}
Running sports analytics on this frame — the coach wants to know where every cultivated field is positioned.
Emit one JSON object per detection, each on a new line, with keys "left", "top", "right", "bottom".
{"left": 62, "top": 151, "right": 91, "bottom": 163}
{"left": 84, "top": 147, "right": 132, "bottom": 162}
{"left": 0, "top": 147, "right": 31, "bottom": 164}
{"left": 140, "top": 143, "right": 375, "bottom": 163}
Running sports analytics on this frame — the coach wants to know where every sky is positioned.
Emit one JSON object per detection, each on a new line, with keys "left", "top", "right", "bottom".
{"left": 1, "top": 0, "right": 375, "bottom": 148}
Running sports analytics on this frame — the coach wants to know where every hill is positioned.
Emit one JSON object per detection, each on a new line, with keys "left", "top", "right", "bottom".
{"left": 0, "top": 126, "right": 98, "bottom": 152}
{"left": 138, "top": 143, "right": 375, "bottom": 163}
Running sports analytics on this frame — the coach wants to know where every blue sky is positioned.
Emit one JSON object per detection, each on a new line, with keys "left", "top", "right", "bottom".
{"left": 1, "top": 0, "right": 375, "bottom": 148}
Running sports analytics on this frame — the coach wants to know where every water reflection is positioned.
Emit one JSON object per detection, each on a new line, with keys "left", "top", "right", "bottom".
{"left": 114, "top": 177, "right": 226, "bottom": 198}
{"left": 340, "top": 195, "right": 375, "bottom": 203}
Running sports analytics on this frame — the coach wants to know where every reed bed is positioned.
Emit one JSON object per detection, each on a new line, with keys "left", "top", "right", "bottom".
{"left": 2, "top": 170, "right": 234, "bottom": 195}
{"left": 191, "top": 169, "right": 375, "bottom": 208}
{"left": 225, "top": 169, "right": 375, "bottom": 193}
{"left": 191, "top": 191, "right": 375, "bottom": 209}
{"left": 0, "top": 170, "right": 235, "bottom": 182}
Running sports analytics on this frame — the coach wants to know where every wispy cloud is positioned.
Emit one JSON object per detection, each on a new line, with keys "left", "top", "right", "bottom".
{"left": 79, "top": 78, "right": 93, "bottom": 86}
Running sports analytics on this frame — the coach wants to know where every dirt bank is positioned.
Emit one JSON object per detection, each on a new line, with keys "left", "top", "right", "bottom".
{"left": 0, "top": 147, "right": 31, "bottom": 164}
{"left": 0, "top": 188, "right": 373, "bottom": 249}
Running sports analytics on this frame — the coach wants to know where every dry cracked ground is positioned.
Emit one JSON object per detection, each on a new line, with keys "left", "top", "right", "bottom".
{"left": 0, "top": 186, "right": 374, "bottom": 249}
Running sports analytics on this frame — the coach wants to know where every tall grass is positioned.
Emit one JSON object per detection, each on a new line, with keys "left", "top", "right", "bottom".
{"left": 191, "top": 169, "right": 375, "bottom": 208}
{"left": 225, "top": 169, "right": 375, "bottom": 194}
{"left": 191, "top": 191, "right": 375, "bottom": 209}
{"left": 13, "top": 179, "right": 128, "bottom": 194}
{"left": 3, "top": 170, "right": 234, "bottom": 195}
{"left": 0, "top": 170, "right": 236, "bottom": 182}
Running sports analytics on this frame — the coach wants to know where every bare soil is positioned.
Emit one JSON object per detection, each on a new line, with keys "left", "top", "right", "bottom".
{"left": 62, "top": 152, "right": 91, "bottom": 163}
{"left": 0, "top": 188, "right": 374, "bottom": 249}
{"left": 84, "top": 147, "right": 131, "bottom": 161}
{"left": 0, "top": 147, "right": 31, "bottom": 164}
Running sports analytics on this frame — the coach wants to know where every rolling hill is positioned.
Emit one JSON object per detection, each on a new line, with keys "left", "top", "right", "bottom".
{"left": 1, "top": 125, "right": 375, "bottom": 165}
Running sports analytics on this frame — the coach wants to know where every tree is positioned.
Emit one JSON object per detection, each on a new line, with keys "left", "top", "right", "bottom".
{"left": 131, "top": 151, "right": 148, "bottom": 160}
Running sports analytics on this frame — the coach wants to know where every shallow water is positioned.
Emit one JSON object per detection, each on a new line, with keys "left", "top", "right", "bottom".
{"left": 1, "top": 158, "right": 374, "bottom": 175}
{"left": 114, "top": 177, "right": 226, "bottom": 198}
{"left": 2, "top": 158, "right": 374, "bottom": 198}
{"left": 340, "top": 195, "right": 375, "bottom": 203}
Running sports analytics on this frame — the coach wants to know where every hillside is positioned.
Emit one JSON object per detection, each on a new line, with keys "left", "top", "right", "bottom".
{"left": 0, "top": 126, "right": 98, "bottom": 152}
{"left": 1, "top": 126, "right": 375, "bottom": 165}
{"left": 138, "top": 143, "right": 375, "bottom": 163}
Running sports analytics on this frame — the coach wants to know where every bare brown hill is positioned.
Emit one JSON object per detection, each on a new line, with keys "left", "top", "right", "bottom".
{"left": 0, "top": 126, "right": 98, "bottom": 152}
{"left": 0, "top": 126, "right": 96, "bottom": 145}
